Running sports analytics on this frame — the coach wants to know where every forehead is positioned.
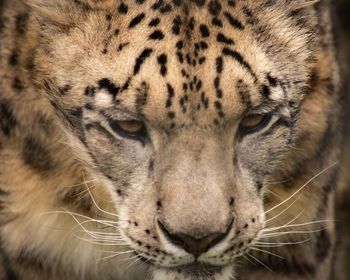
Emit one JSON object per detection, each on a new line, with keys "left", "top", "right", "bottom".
{"left": 62, "top": 0, "right": 295, "bottom": 127}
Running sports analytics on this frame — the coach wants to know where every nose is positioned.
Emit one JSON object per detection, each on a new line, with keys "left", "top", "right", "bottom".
{"left": 158, "top": 220, "right": 232, "bottom": 258}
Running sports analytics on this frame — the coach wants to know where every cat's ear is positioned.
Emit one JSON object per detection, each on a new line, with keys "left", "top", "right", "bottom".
{"left": 24, "top": 0, "right": 118, "bottom": 26}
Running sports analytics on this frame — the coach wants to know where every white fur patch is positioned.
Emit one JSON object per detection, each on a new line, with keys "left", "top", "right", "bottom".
{"left": 95, "top": 89, "right": 114, "bottom": 107}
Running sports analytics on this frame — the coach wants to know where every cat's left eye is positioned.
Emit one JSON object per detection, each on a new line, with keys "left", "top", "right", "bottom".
{"left": 109, "top": 120, "right": 147, "bottom": 141}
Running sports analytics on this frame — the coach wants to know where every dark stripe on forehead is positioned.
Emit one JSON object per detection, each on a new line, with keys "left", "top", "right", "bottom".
{"left": 98, "top": 78, "right": 120, "bottom": 97}
{"left": 217, "top": 33, "right": 234, "bottom": 45}
{"left": 136, "top": 81, "right": 149, "bottom": 112}
{"left": 216, "top": 56, "right": 223, "bottom": 74}
{"left": 157, "top": 54, "right": 168, "bottom": 76}
{"left": 222, "top": 48, "right": 258, "bottom": 82}
{"left": 134, "top": 48, "right": 154, "bottom": 75}
{"left": 223, "top": 12, "right": 244, "bottom": 30}
{"left": 236, "top": 79, "right": 251, "bottom": 108}
{"left": 128, "top": 13, "right": 145, "bottom": 28}
{"left": 166, "top": 83, "right": 176, "bottom": 108}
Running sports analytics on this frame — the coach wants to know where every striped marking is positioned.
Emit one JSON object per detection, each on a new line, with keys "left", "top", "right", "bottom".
{"left": 222, "top": 48, "right": 257, "bottom": 82}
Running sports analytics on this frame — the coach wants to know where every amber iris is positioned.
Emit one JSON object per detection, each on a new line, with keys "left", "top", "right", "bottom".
{"left": 240, "top": 114, "right": 271, "bottom": 133}
{"left": 116, "top": 120, "right": 145, "bottom": 134}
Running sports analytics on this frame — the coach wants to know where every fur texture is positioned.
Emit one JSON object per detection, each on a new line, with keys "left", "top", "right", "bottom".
{"left": 0, "top": 0, "right": 347, "bottom": 279}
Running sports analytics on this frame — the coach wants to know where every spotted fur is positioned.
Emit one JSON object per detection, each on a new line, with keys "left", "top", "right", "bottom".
{"left": 0, "top": 0, "right": 348, "bottom": 279}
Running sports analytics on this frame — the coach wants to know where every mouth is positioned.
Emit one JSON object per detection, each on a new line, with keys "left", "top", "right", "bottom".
{"left": 169, "top": 262, "right": 224, "bottom": 277}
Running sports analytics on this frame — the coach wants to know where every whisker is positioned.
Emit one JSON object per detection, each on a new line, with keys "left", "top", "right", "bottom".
{"left": 256, "top": 238, "right": 311, "bottom": 248}
{"left": 98, "top": 250, "right": 135, "bottom": 262}
{"left": 264, "top": 162, "right": 338, "bottom": 215}
{"left": 242, "top": 255, "right": 257, "bottom": 267}
{"left": 246, "top": 253, "right": 273, "bottom": 272}
{"left": 74, "top": 235, "right": 126, "bottom": 246}
{"left": 83, "top": 230, "right": 123, "bottom": 237}
{"left": 265, "top": 195, "right": 301, "bottom": 224}
{"left": 264, "top": 189, "right": 284, "bottom": 200}
{"left": 250, "top": 247, "right": 285, "bottom": 259}
{"left": 53, "top": 209, "right": 123, "bottom": 244}
{"left": 263, "top": 219, "right": 334, "bottom": 233}
{"left": 40, "top": 210, "right": 120, "bottom": 226}
{"left": 76, "top": 233, "right": 124, "bottom": 242}
{"left": 61, "top": 179, "right": 97, "bottom": 189}
{"left": 82, "top": 172, "right": 119, "bottom": 218}
{"left": 121, "top": 256, "right": 142, "bottom": 275}
{"left": 260, "top": 228, "right": 325, "bottom": 238}
{"left": 261, "top": 208, "right": 305, "bottom": 238}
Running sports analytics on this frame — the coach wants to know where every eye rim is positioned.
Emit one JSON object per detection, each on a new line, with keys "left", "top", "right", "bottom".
{"left": 108, "top": 119, "right": 148, "bottom": 142}
{"left": 239, "top": 113, "right": 272, "bottom": 134}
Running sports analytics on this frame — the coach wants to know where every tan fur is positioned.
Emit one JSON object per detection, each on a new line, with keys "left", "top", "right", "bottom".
{"left": 0, "top": 0, "right": 347, "bottom": 279}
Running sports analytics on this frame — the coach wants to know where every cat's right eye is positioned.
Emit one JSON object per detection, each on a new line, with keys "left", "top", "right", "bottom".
{"left": 239, "top": 114, "right": 272, "bottom": 134}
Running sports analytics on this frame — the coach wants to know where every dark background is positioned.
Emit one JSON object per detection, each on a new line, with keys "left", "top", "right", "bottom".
{"left": 336, "top": 0, "right": 350, "bottom": 50}
{"left": 335, "top": 0, "right": 350, "bottom": 278}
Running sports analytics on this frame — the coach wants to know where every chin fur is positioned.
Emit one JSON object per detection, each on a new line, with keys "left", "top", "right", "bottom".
{"left": 151, "top": 265, "right": 235, "bottom": 280}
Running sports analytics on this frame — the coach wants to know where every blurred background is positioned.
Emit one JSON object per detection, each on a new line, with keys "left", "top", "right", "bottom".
{"left": 335, "top": 0, "right": 350, "bottom": 278}
{"left": 336, "top": 0, "right": 350, "bottom": 49}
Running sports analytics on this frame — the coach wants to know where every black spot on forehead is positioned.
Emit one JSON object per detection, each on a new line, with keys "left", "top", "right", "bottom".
{"left": 260, "top": 84, "right": 271, "bottom": 98}
{"left": 128, "top": 13, "right": 145, "bottom": 28}
{"left": 84, "top": 85, "right": 96, "bottom": 97}
{"left": 267, "top": 73, "right": 278, "bottom": 87}
{"left": 208, "top": 0, "right": 222, "bottom": 16}
{"left": 159, "top": 3, "right": 173, "bottom": 13}
{"left": 118, "top": 3, "right": 128, "bottom": 14}
{"left": 212, "top": 17, "right": 223, "bottom": 27}
{"left": 176, "top": 40, "right": 184, "bottom": 49}
{"left": 199, "top": 24, "right": 210, "bottom": 37}
{"left": 98, "top": 78, "right": 120, "bottom": 97}
{"left": 172, "top": 16, "right": 182, "bottom": 35}
{"left": 157, "top": 53, "right": 168, "bottom": 76}
{"left": 149, "top": 30, "right": 165, "bottom": 40}
{"left": 149, "top": 18, "right": 161, "bottom": 26}
{"left": 228, "top": 0, "right": 236, "bottom": 7}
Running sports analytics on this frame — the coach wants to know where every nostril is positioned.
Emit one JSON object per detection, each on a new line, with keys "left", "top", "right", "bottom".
{"left": 157, "top": 220, "right": 187, "bottom": 249}
{"left": 157, "top": 219, "right": 234, "bottom": 258}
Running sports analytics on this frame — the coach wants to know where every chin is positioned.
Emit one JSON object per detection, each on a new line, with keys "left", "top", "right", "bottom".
{"left": 151, "top": 264, "right": 235, "bottom": 280}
